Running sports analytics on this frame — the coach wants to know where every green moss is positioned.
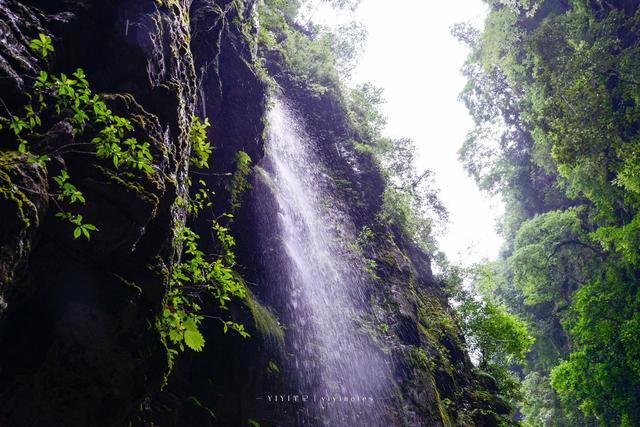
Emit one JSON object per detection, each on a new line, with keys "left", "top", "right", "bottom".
{"left": 409, "top": 346, "right": 429, "bottom": 369}
{"left": 94, "top": 165, "right": 160, "bottom": 211}
{"left": 244, "top": 287, "right": 285, "bottom": 347}
{"left": 267, "top": 360, "right": 280, "bottom": 376}
{"left": 227, "top": 151, "right": 253, "bottom": 211}
{"left": 417, "top": 294, "right": 458, "bottom": 341}
{"left": 0, "top": 151, "right": 39, "bottom": 228}
{"left": 432, "top": 376, "right": 454, "bottom": 427}
{"left": 351, "top": 140, "right": 375, "bottom": 155}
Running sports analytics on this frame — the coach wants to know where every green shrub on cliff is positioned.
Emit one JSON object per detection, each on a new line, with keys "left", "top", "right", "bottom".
{"left": 257, "top": 0, "right": 366, "bottom": 91}
{"left": 188, "top": 115, "right": 212, "bottom": 168}
{"left": 159, "top": 116, "right": 251, "bottom": 367}
{"left": 0, "top": 35, "right": 251, "bottom": 371}
{"left": 160, "top": 224, "right": 249, "bottom": 360}
{"left": 28, "top": 33, "right": 53, "bottom": 57}
{"left": 0, "top": 34, "right": 154, "bottom": 239}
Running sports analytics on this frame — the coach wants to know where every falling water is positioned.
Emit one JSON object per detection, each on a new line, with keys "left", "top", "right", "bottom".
{"left": 254, "top": 98, "right": 393, "bottom": 426}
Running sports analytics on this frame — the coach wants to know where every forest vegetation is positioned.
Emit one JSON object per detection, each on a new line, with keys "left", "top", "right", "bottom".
{"left": 1, "top": 0, "right": 638, "bottom": 425}
{"left": 454, "top": 0, "right": 640, "bottom": 425}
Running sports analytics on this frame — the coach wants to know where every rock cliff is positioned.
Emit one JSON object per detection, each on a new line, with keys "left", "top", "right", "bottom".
{"left": 0, "top": 1, "right": 506, "bottom": 425}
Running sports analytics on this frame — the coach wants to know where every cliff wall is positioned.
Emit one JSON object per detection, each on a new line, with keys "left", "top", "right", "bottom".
{"left": 0, "top": 1, "right": 505, "bottom": 425}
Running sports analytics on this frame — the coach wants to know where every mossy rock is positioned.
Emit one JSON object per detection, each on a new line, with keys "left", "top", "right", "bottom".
{"left": 0, "top": 150, "right": 48, "bottom": 313}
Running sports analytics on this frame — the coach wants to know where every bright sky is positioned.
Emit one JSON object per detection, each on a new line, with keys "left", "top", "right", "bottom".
{"left": 314, "top": 0, "right": 503, "bottom": 265}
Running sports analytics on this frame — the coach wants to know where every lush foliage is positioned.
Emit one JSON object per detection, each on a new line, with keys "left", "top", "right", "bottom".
{"left": 158, "top": 116, "right": 251, "bottom": 367}
{"left": 0, "top": 35, "right": 251, "bottom": 370}
{"left": 257, "top": 0, "right": 367, "bottom": 91}
{"left": 256, "top": 2, "right": 521, "bottom": 421}
{"left": 159, "top": 223, "right": 249, "bottom": 362}
{"left": 443, "top": 261, "right": 534, "bottom": 405}
{"left": 256, "top": 0, "right": 447, "bottom": 254}
{"left": 0, "top": 35, "right": 154, "bottom": 239}
{"left": 188, "top": 115, "right": 212, "bottom": 169}
{"left": 456, "top": 0, "right": 640, "bottom": 424}
{"left": 345, "top": 84, "right": 449, "bottom": 251}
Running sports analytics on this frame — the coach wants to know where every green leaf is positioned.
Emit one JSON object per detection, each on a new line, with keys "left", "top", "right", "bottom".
{"left": 169, "top": 329, "right": 182, "bottom": 343}
{"left": 184, "top": 327, "right": 205, "bottom": 351}
{"left": 29, "top": 33, "right": 54, "bottom": 58}
{"left": 73, "top": 227, "right": 81, "bottom": 239}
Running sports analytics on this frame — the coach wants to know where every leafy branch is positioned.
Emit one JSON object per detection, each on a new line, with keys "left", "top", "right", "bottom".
{"left": 0, "top": 34, "right": 155, "bottom": 240}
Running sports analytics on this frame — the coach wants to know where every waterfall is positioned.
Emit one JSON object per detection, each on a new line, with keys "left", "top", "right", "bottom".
{"left": 253, "top": 98, "right": 393, "bottom": 426}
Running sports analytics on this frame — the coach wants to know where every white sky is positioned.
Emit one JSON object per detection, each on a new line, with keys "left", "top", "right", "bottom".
{"left": 313, "top": 0, "right": 503, "bottom": 265}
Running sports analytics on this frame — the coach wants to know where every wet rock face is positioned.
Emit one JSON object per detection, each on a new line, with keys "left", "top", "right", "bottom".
{"left": 0, "top": 1, "right": 189, "bottom": 424}
{"left": 243, "top": 70, "right": 510, "bottom": 425}
{"left": 0, "top": 0, "right": 265, "bottom": 425}
{"left": 0, "top": 1, "right": 503, "bottom": 426}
